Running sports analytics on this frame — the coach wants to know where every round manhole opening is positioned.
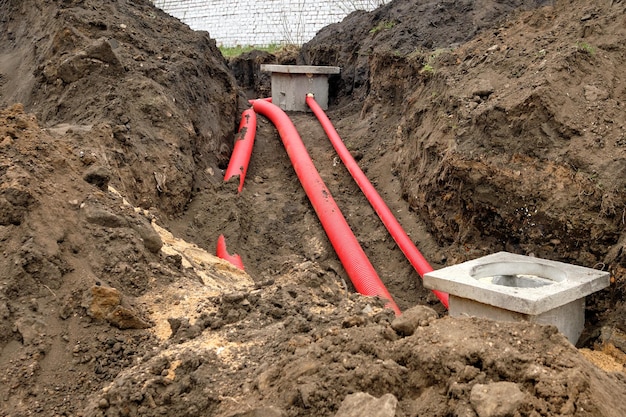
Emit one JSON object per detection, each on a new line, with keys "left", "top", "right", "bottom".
{"left": 471, "top": 261, "right": 566, "bottom": 288}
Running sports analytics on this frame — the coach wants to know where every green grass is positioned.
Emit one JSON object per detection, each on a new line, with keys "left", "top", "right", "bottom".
{"left": 219, "top": 43, "right": 284, "bottom": 58}
{"left": 369, "top": 20, "right": 396, "bottom": 34}
{"left": 420, "top": 63, "right": 435, "bottom": 74}
{"left": 408, "top": 47, "right": 454, "bottom": 75}
{"left": 576, "top": 42, "right": 596, "bottom": 55}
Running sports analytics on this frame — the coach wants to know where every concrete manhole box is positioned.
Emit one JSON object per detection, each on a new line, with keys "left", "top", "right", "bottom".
{"left": 260, "top": 64, "right": 341, "bottom": 112}
{"left": 423, "top": 251, "right": 610, "bottom": 344}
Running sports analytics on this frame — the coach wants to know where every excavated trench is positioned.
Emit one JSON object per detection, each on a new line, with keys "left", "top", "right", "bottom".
{"left": 1, "top": 0, "right": 626, "bottom": 416}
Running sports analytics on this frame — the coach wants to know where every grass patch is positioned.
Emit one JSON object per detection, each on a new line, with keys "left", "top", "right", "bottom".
{"left": 219, "top": 43, "right": 284, "bottom": 58}
{"left": 370, "top": 20, "right": 396, "bottom": 34}
{"left": 418, "top": 48, "right": 450, "bottom": 75}
{"left": 420, "top": 63, "right": 435, "bottom": 74}
{"left": 576, "top": 42, "right": 596, "bottom": 55}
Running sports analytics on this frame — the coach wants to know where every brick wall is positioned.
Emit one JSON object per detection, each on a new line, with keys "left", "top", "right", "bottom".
{"left": 152, "top": 0, "right": 388, "bottom": 47}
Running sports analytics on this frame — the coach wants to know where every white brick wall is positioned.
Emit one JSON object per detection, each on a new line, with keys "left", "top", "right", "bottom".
{"left": 152, "top": 0, "right": 389, "bottom": 47}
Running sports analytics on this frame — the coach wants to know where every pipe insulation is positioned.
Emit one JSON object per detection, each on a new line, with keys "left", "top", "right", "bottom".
{"left": 251, "top": 98, "right": 401, "bottom": 315}
{"left": 306, "top": 94, "right": 449, "bottom": 309}
{"left": 224, "top": 108, "right": 257, "bottom": 193}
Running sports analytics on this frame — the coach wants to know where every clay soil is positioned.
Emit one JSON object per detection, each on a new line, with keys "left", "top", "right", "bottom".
{"left": 1, "top": 0, "right": 626, "bottom": 416}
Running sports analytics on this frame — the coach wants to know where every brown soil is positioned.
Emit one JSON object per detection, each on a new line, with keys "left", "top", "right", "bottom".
{"left": 1, "top": 0, "right": 626, "bottom": 416}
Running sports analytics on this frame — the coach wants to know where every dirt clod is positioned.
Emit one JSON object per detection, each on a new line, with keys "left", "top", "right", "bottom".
{"left": 470, "top": 382, "right": 525, "bottom": 417}
{"left": 335, "top": 392, "right": 398, "bottom": 417}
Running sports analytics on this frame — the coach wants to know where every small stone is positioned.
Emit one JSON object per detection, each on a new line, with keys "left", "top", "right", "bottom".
{"left": 599, "top": 326, "right": 626, "bottom": 354}
{"left": 334, "top": 392, "right": 398, "bottom": 417}
{"left": 454, "top": 403, "right": 478, "bottom": 417}
{"left": 381, "top": 325, "right": 399, "bottom": 341}
{"left": 15, "top": 316, "right": 47, "bottom": 345}
{"left": 584, "top": 85, "right": 609, "bottom": 102}
{"left": 168, "top": 318, "right": 182, "bottom": 337}
{"left": 0, "top": 136, "right": 13, "bottom": 147}
{"left": 86, "top": 286, "right": 121, "bottom": 320}
{"left": 298, "top": 383, "right": 316, "bottom": 408}
{"left": 98, "top": 397, "right": 109, "bottom": 409}
{"left": 470, "top": 79, "right": 494, "bottom": 98}
{"left": 222, "top": 292, "right": 246, "bottom": 303}
{"left": 83, "top": 166, "right": 111, "bottom": 190}
{"left": 391, "top": 305, "right": 438, "bottom": 336}
{"left": 130, "top": 218, "right": 163, "bottom": 253}
{"left": 112, "top": 125, "right": 129, "bottom": 143}
{"left": 230, "top": 406, "right": 287, "bottom": 417}
{"left": 106, "top": 305, "right": 151, "bottom": 330}
{"left": 342, "top": 315, "right": 366, "bottom": 328}
{"left": 0, "top": 301, "right": 9, "bottom": 320}
{"left": 82, "top": 204, "right": 127, "bottom": 228}
{"left": 470, "top": 382, "right": 525, "bottom": 417}
{"left": 154, "top": 172, "right": 167, "bottom": 193}
{"left": 85, "top": 38, "right": 122, "bottom": 67}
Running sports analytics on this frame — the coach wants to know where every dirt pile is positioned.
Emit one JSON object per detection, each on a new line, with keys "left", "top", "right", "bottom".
{"left": 1, "top": 0, "right": 626, "bottom": 416}
{"left": 296, "top": 0, "right": 626, "bottom": 338}
{"left": 298, "top": 0, "right": 554, "bottom": 102}
{"left": 388, "top": 0, "right": 626, "bottom": 337}
{"left": 1, "top": 0, "right": 242, "bottom": 214}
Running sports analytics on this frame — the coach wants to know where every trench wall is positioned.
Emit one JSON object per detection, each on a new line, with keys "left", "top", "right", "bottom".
{"left": 152, "top": 0, "right": 388, "bottom": 47}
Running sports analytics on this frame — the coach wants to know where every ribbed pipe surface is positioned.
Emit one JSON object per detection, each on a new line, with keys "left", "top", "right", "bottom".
{"left": 224, "top": 108, "right": 257, "bottom": 193}
{"left": 306, "top": 95, "right": 449, "bottom": 309}
{"left": 251, "top": 99, "right": 401, "bottom": 314}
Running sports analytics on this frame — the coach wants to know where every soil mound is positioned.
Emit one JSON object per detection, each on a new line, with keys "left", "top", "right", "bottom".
{"left": 1, "top": 0, "right": 242, "bottom": 214}
{"left": 388, "top": 0, "right": 626, "bottom": 337}
{"left": 299, "top": 0, "right": 554, "bottom": 101}
{"left": 1, "top": 0, "right": 626, "bottom": 416}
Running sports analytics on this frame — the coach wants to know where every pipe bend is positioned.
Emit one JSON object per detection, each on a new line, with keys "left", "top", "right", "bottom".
{"left": 251, "top": 99, "right": 401, "bottom": 314}
{"left": 216, "top": 234, "right": 245, "bottom": 270}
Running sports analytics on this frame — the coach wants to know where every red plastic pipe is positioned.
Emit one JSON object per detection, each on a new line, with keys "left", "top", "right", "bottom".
{"left": 306, "top": 94, "right": 449, "bottom": 309}
{"left": 251, "top": 99, "right": 401, "bottom": 315}
{"left": 216, "top": 234, "right": 245, "bottom": 270}
{"left": 224, "top": 108, "right": 257, "bottom": 193}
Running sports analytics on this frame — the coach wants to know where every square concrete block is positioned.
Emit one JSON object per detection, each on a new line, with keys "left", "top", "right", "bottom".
{"left": 423, "top": 252, "right": 610, "bottom": 344}
{"left": 261, "top": 64, "right": 341, "bottom": 112}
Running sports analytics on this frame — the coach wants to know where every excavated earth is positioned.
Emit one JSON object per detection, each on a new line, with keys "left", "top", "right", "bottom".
{"left": 1, "top": 0, "right": 626, "bottom": 416}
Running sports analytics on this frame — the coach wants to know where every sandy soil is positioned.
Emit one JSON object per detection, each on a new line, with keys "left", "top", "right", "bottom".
{"left": 1, "top": 0, "right": 626, "bottom": 416}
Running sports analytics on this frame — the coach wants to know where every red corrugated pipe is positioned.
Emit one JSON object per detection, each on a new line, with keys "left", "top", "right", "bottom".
{"left": 306, "top": 94, "right": 449, "bottom": 309}
{"left": 217, "top": 107, "right": 255, "bottom": 269}
{"left": 223, "top": 108, "right": 257, "bottom": 193}
{"left": 251, "top": 98, "right": 401, "bottom": 315}
{"left": 216, "top": 234, "right": 245, "bottom": 270}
